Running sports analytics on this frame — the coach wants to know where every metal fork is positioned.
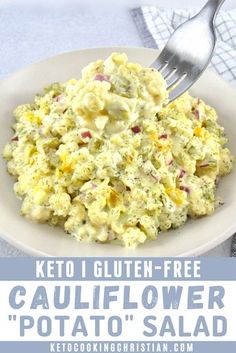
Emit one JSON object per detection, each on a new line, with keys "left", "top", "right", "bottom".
{"left": 153, "top": 0, "right": 225, "bottom": 102}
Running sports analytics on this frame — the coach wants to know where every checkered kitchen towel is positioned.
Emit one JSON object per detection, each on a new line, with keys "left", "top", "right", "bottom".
{"left": 131, "top": 6, "right": 236, "bottom": 256}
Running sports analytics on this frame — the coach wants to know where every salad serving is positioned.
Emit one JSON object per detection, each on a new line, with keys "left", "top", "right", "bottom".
{"left": 3, "top": 53, "right": 234, "bottom": 247}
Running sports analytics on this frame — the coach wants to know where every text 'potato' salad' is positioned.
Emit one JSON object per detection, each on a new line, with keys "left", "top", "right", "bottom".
{"left": 3, "top": 53, "right": 234, "bottom": 247}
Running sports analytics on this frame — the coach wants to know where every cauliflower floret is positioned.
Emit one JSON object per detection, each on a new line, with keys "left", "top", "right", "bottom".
{"left": 219, "top": 148, "right": 234, "bottom": 176}
{"left": 187, "top": 176, "right": 215, "bottom": 217}
{"left": 21, "top": 196, "right": 51, "bottom": 222}
{"left": 49, "top": 193, "right": 71, "bottom": 217}
{"left": 120, "top": 227, "right": 147, "bottom": 248}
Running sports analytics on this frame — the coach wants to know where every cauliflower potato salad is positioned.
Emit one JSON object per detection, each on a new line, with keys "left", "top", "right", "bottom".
{"left": 3, "top": 53, "right": 234, "bottom": 247}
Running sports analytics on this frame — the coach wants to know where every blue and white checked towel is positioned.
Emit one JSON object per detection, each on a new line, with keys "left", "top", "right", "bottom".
{"left": 131, "top": 6, "right": 236, "bottom": 256}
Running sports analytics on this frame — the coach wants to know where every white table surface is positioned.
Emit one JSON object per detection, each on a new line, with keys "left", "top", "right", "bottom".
{"left": 0, "top": 0, "right": 234, "bottom": 256}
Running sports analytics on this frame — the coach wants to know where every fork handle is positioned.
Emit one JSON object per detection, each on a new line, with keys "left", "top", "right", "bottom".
{"left": 199, "top": 0, "right": 225, "bottom": 23}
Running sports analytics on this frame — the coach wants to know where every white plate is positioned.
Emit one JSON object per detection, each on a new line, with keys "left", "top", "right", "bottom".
{"left": 0, "top": 47, "right": 236, "bottom": 257}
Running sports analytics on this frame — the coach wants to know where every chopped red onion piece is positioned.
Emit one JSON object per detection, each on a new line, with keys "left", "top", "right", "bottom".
{"left": 194, "top": 109, "right": 200, "bottom": 120}
{"left": 81, "top": 131, "right": 92, "bottom": 139}
{"left": 160, "top": 134, "right": 168, "bottom": 139}
{"left": 131, "top": 126, "right": 141, "bottom": 133}
{"left": 151, "top": 173, "right": 160, "bottom": 182}
{"left": 180, "top": 186, "right": 190, "bottom": 193}
{"left": 54, "top": 94, "right": 62, "bottom": 102}
{"left": 179, "top": 169, "right": 186, "bottom": 178}
{"left": 91, "top": 183, "right": 97, "bottom": 189}
{"left": 94, "top": 74, "right": 110, "bottom": 82}
{"left": 200, "top": 163, "right": 210, "bottom": 168}
{"left": 11, "top": 136, "right": 18, "bottom": 142}
{"left": 168, "top": 159, "right": 173, "bottom": 166}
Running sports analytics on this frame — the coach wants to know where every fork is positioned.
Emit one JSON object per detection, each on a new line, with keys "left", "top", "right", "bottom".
{"left": 153, "top": 0, "right": 225, "bottom": 102}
